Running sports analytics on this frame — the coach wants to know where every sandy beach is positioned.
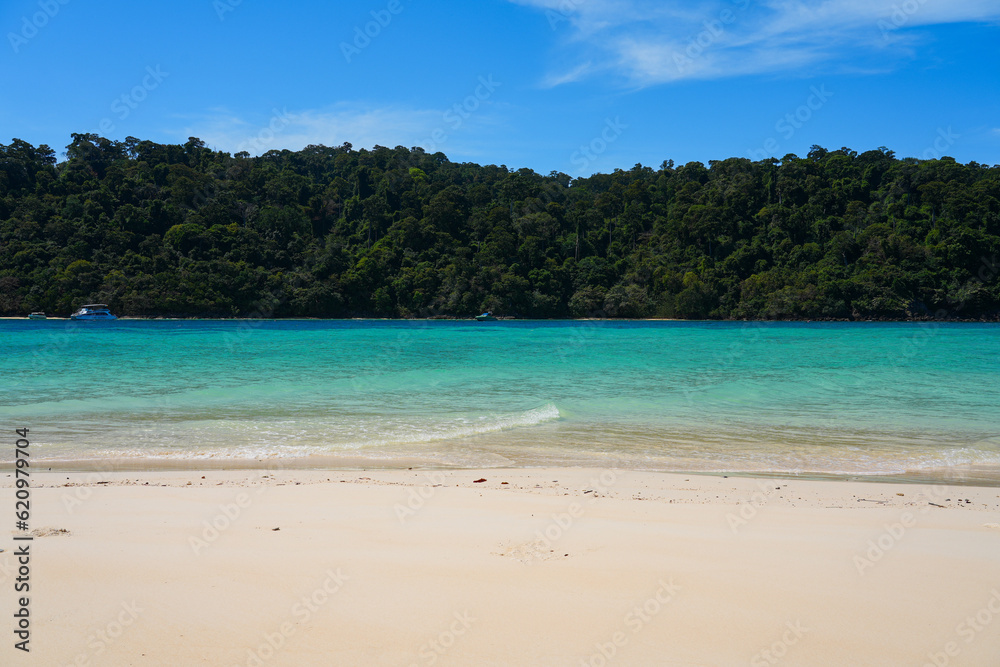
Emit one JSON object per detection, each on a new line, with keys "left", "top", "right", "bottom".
{"left": 1, "top": 468, "right": 999, "bottom": 666}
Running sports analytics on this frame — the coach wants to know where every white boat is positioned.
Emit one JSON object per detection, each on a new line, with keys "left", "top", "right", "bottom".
{"left": 70, "top": 304, "right": 117, "bottom": 321}
{"left": 27, "top": 311, "right": 46, "bottom": 320}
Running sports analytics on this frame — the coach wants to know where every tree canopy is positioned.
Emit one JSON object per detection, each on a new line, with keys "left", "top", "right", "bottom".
{"left": 1, "top": 135, "right": 998, "bottom": 319}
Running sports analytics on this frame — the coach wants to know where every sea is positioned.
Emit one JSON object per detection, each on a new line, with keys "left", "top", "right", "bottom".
{"left": 1, "top": 319, "right": 998, "bottom": 484}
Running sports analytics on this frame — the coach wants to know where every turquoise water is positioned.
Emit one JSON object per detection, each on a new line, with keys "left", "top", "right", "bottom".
{"left": 1, "top": 320, "right": 998, "bottom": 482}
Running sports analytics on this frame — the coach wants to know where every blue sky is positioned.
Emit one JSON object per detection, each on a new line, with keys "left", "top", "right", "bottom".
{"left": 2, "top": 0, "right": 998, "bottom": 176}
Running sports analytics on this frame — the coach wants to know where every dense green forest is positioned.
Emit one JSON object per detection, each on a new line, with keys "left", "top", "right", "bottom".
{"left": 1, "top": 134, "right": 998, "bottom": 319}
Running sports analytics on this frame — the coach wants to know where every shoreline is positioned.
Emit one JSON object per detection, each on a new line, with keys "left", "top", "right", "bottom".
{"left": 8, "top": 458, "right": 1000, "bottom": 488}
{"left": 13, "top": 465, "right": 1000, "bottom": 502}
{"left": 2, "top": 467, "right": 999, "bottom": 665}
{"left": 4, "top": 316, "right": 1000, "bottom": 322}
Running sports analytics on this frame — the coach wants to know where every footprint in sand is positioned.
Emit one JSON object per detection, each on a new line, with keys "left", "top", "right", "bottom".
{"left": 28, "top": 527, "right": 72, "bottom": 537}
{"left": 492, "top": 541, "right": 563, "bottom": 563}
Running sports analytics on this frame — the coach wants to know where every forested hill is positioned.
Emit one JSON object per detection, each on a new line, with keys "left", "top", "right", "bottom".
{"left": 1, "top": 134, "right": 998, "bottom": 320}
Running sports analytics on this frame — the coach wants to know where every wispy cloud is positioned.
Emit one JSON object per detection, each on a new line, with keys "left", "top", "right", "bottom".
{"left": 173, "top": 102, "right": 505, "bottom": 158}
{"left": 513, "top": 0, "right": 1000, "bottom": 86}
{"left": 541, "top": 61, "right": 595, "bottom": 87}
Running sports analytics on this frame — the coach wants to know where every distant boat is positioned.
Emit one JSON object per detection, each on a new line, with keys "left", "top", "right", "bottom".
{"left": 475, "top": 312, "right": 497, "bottom": 321}
{"left": 70, "top": 304, "right": 117, "bottom": 321}
{"left": 27, "top": 311, "right": 46, "bottom": 320}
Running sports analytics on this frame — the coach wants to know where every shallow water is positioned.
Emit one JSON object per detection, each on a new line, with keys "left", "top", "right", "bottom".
{"left": 1, "top": 319, "right": 998, "bottom": 483}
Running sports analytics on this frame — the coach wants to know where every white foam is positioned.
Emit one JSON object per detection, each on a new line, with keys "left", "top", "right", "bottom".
{"left": 27, "top": 403, "right": 563, "bottom": 462}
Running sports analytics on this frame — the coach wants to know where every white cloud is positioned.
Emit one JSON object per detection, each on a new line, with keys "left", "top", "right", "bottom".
{"left": 541, "top": 61, "right": 595, "bottom": 87}
{"left": 512, "top": 0, "right": 1000, "bottom": 86}
{"left": 173, "top": 101, "right": 506, "bottom": 159}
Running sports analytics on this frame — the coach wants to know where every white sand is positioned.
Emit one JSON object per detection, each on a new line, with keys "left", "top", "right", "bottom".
{"left": 2, "top": 468, "right": 999, "bottom": 666}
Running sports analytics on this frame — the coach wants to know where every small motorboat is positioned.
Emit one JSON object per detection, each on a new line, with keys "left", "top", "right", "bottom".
{"left": 475, "top": 311, "right": 497, "bottom": 321}
{"left": 70, "top": 304, "right": 117, "bottom": 321}
{"left": 27, "top": 311, "right": 47, "bottom": 320}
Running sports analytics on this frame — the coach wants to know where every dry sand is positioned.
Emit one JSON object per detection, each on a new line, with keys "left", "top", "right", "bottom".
{"left": 1, "top": 468, "right": 999, "bottom": 666}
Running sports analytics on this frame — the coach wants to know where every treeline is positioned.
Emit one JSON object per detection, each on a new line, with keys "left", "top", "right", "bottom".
{"left": 1, "top": 134, "right": 998, "bottom": 319}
